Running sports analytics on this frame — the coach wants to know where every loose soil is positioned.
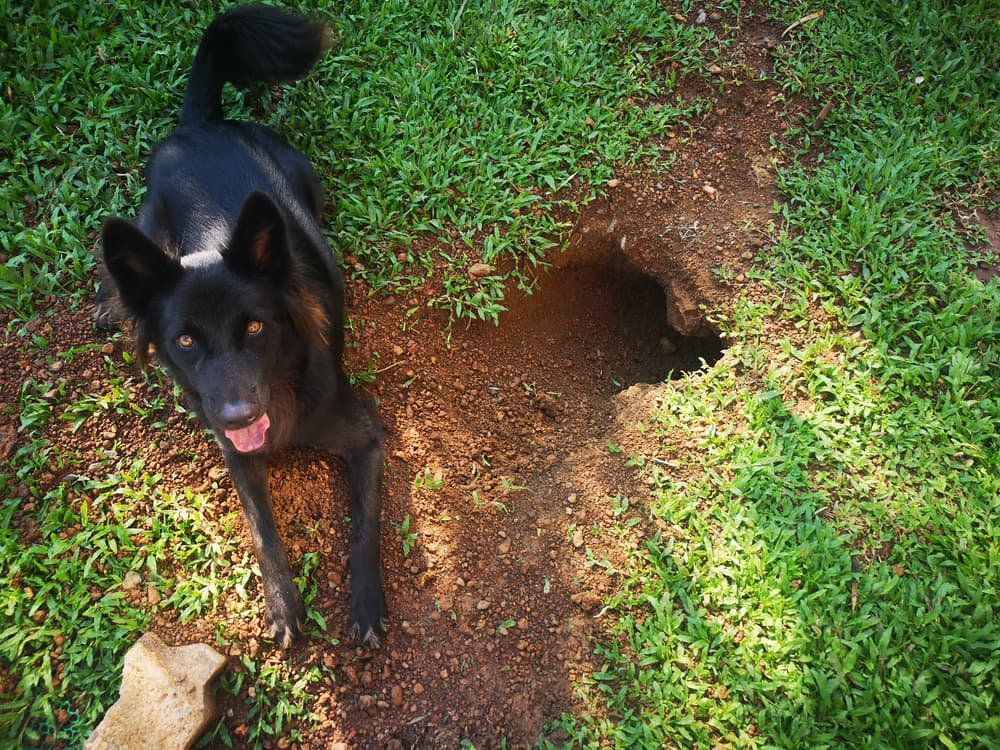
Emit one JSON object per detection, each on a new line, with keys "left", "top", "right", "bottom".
{"left": 1, "top": 9, "right": 835, "bottom": 749}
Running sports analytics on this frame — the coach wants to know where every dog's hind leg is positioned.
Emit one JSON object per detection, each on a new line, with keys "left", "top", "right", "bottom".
{"left": 225, "top": 451, "right": 305, "bottom": 648}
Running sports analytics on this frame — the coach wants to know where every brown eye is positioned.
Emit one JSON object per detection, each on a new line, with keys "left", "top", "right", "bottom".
{"left": 176, "top": 333, "right": 194, "bottom": 349}
{"left": 246, "top": 320, "right": 263, "bottom": 336}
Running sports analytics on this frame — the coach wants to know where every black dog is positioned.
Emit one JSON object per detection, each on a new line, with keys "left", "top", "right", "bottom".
{"left": 97, "top": 5, "right": 387, "bottom": 648}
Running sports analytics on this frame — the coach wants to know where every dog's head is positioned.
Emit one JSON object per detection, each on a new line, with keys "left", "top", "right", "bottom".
{"left": 100, "top": 192, "right": 328, "bottom": 453}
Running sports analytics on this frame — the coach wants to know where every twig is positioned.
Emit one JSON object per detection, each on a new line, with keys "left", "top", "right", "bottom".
{"left": 782, "top": 10, "right": 824, "bottom": 38}
{"left": 812, "top": 100, "right": 834, "bottom": 130}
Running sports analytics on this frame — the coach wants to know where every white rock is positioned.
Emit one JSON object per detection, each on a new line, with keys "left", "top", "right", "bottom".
{"left": 84, "top": 633, "right": 226, "bottom": 750}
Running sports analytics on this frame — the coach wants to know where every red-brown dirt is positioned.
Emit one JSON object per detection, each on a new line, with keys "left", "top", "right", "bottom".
{"left": 1, "top": 9, "right": 821, "bottom": 749}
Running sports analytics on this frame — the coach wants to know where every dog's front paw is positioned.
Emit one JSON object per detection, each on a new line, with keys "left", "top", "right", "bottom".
{"left": 349, "top": 584, "right": 388, "bottom": 649}
{"left": 264, "top": 586, "right": 306, "bottom": 649}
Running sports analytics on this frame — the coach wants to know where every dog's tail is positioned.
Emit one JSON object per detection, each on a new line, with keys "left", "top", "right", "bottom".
{"left": 181, "top": 4, "right": 328, "bottom": 127}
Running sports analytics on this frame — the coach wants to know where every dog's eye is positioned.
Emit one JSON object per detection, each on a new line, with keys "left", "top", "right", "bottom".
{"left": 176, "top": 333, "right": 195, "bottom": 349}
{"left": 246, "top": 320, "right": 263, "bottom": 336}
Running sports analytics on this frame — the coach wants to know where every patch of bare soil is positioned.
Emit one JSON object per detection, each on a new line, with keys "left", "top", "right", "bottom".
{"left": 1, "top": 8, "right": 817, "bottom": 750}
{"left": 972, "top": 207, "right": 1000, "bottom": 283}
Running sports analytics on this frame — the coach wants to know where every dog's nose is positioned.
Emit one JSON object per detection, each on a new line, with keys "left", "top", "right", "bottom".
{"left": 219, "top": 400, "right": 259, "bottom": 428}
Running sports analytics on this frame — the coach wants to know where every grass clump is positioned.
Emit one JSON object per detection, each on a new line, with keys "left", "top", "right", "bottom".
{"left": 0, "top": 457, "right": 252, "bottom": 746}
{"left": 298, "top": 0, "right": 718, "bottom": 321}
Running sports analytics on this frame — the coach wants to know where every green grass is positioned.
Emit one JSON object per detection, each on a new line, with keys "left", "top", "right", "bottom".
{"left": 0, "top": 456, "right": 249, "bottom": 744}
{"left": 550, "top": 0, "right": 1000, "bottom": 747}
{"left": 306, "top": 0, "right": 719, "bottom": 320}
{"left": 3, "top": 0, "right": 1000, "bottom": 747}
{"left": 0, "top": 0, "right": 717, "bottom": 324}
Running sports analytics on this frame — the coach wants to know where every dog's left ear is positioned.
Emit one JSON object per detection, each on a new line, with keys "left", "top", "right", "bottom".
{"left": 225, "top": 191, "right": 291, "bottom": 284}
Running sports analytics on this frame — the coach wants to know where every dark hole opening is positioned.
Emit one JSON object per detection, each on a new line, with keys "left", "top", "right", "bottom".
{"left": 504, "top": 252, "right": 727, "bottom": 390}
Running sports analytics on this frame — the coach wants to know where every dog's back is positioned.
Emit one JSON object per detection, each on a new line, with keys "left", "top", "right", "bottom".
{"left": 130, "top": 5, "right": 329, "bottom": 265}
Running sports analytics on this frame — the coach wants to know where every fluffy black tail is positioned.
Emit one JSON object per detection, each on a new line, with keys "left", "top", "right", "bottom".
{"left": 181, "top": 4, "right": 328, "bottom": 127}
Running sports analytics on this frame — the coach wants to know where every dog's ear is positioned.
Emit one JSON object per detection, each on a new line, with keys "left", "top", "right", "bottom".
{"left": 101, "top": 219, "right": 183, "bottom": 316}
{"left": 225, "top": 191, "right": 290, "bottom": 284}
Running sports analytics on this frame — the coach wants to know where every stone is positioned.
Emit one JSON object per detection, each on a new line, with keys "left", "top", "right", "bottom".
{"left": 84, "top": 632, "right": 227, "bottom": 750}
{"left": 666, "top": 279, "right": 714, "bottom": 337}
{"left": 467, "top": 262, "right": 492, "bottom": 279}
{"left": 571, "top": 590, "right": 604, "bottom": 613}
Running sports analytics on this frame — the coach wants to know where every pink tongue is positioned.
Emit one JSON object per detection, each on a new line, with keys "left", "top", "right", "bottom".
{"left": 225, "top": 412, "right": 270, "bottom": 453}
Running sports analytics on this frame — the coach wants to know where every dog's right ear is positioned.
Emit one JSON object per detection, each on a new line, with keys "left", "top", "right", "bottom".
{"left": 101, "top": 219, "right": 183, "bottom": 316}
{"left": 225, "top": 191, "right": 291, "bottom": 284}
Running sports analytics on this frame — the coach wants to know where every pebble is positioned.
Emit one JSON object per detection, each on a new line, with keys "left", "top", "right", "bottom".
{"left": 571, "top": 591, "right": 603, "bottom": 612}
{"left": 122, "top": 571, "right": 142, "bottom": 591}
{"left": 468, "top": 263, "right": 492, "bottom": 279}
{"left": 572, "top": 529, "right": 584, "bottom": 548}
{"left": 390, "top": 685, "right": 403, "bottom": 706}
{"left": 497, "top": 537, "right": 512, "bottom": 555}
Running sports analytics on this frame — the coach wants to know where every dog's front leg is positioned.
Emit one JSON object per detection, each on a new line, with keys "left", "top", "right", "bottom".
{"left": 345, "top": 431, "right": 388, "bottom": 648}
{"left": 225, "top": 450, "right": 305, "bottom": 648}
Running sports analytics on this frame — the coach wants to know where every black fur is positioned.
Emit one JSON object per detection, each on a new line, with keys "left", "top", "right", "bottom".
{"left": 98, "top": 4, "right": 387, "bottom": 648}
